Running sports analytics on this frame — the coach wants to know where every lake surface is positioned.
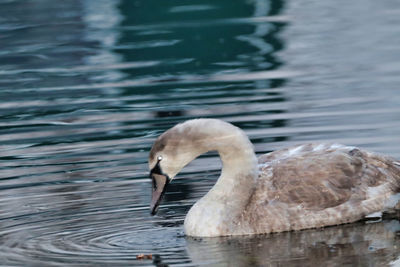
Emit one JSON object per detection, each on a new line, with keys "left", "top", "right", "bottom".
{"left": 1, "top": 0, "right": 400, "bottom": 266}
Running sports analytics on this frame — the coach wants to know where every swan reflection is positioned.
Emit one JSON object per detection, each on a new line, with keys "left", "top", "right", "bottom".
{"left": 186, "top": 220, "right": 400, "bottom": 266}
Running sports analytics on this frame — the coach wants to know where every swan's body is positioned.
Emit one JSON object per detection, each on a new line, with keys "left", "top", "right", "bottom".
{"left": 148, "top": 119, "right": 400, "bottom": 237}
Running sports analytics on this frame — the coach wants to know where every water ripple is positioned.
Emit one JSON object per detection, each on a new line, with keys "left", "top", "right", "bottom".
{"left": 1, "top": 0, "right": 400, "bottom": 265}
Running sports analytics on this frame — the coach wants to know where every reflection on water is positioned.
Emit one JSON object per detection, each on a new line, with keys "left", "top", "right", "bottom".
{"left": 0, "top": 0, "right": 400, "bottom": 265}
{"left": 187, "top": 221, "right": 400, "bottom": 267}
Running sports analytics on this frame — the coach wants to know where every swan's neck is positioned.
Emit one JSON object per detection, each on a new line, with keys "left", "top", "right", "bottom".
{"left": 207, "top": 138, "right": 258, "bottom": 205}
{"left": 184, "top": 122, "right": 258, "bottom": 236}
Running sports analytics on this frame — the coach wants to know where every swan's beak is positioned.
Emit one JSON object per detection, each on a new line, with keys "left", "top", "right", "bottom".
{"left": 150, "top": 173, "right": 170, "bottom": 215}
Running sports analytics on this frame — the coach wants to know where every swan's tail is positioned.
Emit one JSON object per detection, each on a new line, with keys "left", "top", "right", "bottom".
{"left": 393, "top": 160, "right": 400, "bottom": 211}
{"left": 395, "top": 160, "right": 400, "bottom": 184}
{"left": 382, "top": 161, "right": 400, "bottom": 219}
{"left": 387, "top": 160, "right": 400, "bottom": 215}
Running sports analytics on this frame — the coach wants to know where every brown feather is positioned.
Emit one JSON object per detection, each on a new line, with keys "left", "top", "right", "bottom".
{"left": 238, "top": 143, "right": 400, "bottom": 234}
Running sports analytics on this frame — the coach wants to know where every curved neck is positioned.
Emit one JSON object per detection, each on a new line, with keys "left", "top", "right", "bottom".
{"left": 195, "top": 123, "right": 258, "bottom": 209}
{"left": 180, "top": 120, "right": 258, "bottom": 236}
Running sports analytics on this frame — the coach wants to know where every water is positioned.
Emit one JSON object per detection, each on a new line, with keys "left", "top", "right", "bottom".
{"left": 1, "top": 0, "right": 400, "bottom": 265}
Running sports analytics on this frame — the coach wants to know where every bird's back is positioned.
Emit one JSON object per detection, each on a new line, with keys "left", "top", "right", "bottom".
{"left": 237, "top": 143, "right": 400, "bottom": 234}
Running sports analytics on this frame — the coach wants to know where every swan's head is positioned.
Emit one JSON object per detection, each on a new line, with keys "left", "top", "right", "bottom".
{"left": 148, "top": 119, "right": 223, "bottom": 215}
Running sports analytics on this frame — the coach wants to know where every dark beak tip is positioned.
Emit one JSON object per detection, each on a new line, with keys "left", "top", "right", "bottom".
{"left": 150, "top": 207, "right": 157, "bottom": 216}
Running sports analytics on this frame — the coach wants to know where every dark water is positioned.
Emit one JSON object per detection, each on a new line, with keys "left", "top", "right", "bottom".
{"left": 1, "top": 0, "right": 400, "bottom": 265}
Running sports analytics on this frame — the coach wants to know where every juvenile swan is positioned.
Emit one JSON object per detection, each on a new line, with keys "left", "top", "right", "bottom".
{"left": 148, "top": 119, "right": 400, "bottom": 237}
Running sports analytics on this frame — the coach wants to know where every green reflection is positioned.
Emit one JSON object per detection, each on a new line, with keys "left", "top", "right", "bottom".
{"left": 117, "top": 0, "right": 286, "bottom": 78}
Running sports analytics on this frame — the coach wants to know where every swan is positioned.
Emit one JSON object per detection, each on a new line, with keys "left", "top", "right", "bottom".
{"left": 148, "top": 119, "right": 400, "bottom": 237}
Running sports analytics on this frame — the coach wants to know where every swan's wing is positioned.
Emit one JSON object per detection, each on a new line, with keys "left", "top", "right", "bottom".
{"left": 257, "top": 143, "right": 400, "bottom": 211}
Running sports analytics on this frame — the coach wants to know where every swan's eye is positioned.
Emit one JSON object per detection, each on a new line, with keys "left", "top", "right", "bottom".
{"left": 157, "top": 155, "right": 163, "bottom": 161}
